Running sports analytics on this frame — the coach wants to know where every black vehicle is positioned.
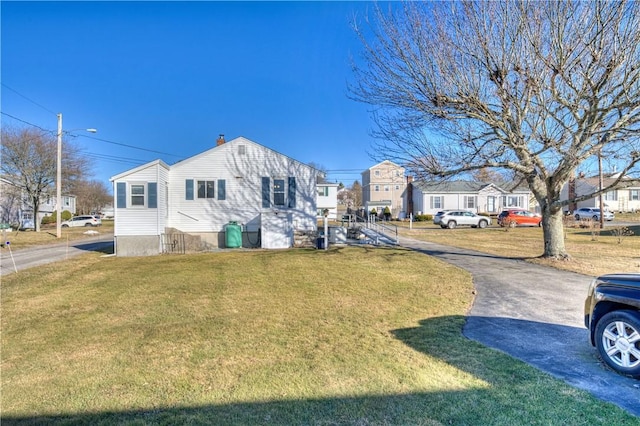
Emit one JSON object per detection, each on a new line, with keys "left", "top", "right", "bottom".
{"left": 584, "top": 273, "right": 640, "bottom": 378}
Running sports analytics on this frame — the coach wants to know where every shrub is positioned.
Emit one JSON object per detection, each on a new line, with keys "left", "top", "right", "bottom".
{"left": 414, "top": 214, "right": 433, "bottom": 222}
{"left": 609, "top": 226, "right": 634, "bottom": 244}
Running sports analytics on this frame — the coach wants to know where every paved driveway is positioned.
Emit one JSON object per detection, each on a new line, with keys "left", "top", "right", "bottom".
{"left": 398, "top": 235, "right": 640, "bottom": 417}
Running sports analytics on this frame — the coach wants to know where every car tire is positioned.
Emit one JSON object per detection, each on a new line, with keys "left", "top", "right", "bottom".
{"left": 594, "top": 310, "right": 640, "bottom": 378}
{"left": 478, "top": 220, "right": 488, "bottom": 229}
{"left": 592, "top": 215, "right": 599, "bottom": 220}
{"left": 85, "top": 223, "right": 92, "bottom": 227}
{"left": 575, "top": 214, "right": 581, "bottom": 220}
{"left": 508, "top": 221, "right": 516, "bottom": 228}
{"left": 447, "top": 221, "right": 457, "bottom": 229}
{"left": 62, "top": 224, "right": 69, "bottom": 228}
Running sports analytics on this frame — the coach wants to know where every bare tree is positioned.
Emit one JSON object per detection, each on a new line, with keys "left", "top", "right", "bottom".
{"left": 351, "top": 1, "right": 640, "bottom": 258}
{"left": 71, "top": 179, "right": 112, "bottom": 215}
{"left": 1, "top": 127, "right": 91, "bottom": 231}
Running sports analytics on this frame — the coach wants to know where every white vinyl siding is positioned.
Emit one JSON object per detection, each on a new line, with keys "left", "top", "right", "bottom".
{"left": 166, "top": 137, "right": 317, "bottom": 233}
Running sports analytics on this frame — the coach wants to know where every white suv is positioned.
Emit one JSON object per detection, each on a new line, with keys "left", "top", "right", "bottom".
{"left": 61, "top": 215, "right": 102, "bottom": 228}
{"left": 434, "top": 210, "right": 490, "bottom": 229}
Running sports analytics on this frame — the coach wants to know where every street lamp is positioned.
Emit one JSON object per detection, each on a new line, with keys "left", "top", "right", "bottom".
{"left": 56, "top": 113, "right": 97, "bottom": 238}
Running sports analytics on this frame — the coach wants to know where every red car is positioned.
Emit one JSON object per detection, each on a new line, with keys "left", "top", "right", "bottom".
{"left": 497, "top": 209, "right": 542, "bottom": 227}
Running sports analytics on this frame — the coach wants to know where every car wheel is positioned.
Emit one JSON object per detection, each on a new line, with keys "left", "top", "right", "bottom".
{"left": 508, "top": 220, "right": 516, "bottom": 228}
{"left": 62, "top": 224, "right": 69, "bottom": 228}
{"left": 85, "top": 223, "right": 92, "bottom": 227}
{"left": 595, "top": 310, "right": 640, "bottom": 378}
{"left": 478, "top": 220, "right": 488, "bottom": 229}
{"left": 447, "top": 221, "right": 457, "bottom": 229}
{"left": 592, "top": 215, "right": 599, "bottom": 220}
{"left": 574, "top": 214, "right": 581, "bottom": 220}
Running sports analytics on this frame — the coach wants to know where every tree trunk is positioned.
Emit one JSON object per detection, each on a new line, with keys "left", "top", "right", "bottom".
{"left": 540, "top": 206, "right": 568, "bottom": 259}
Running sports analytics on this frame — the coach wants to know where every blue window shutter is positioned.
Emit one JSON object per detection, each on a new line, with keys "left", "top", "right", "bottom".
{"left": 288, "top": 177, "right": 296, "bottom": 208}
{"left": 186, "top": 179, "right": 194, "bottom": 200}
{"left": 117, "top": 182, "right": 126, "bottom": 208}
{"left": 148, "top": 182, "right": 157, "bottom": 208}
{"left": 262, "top": 177, "right": 270, "bottom": 208}
{"left": 218, "top": 179, "right": 226, "bottom": 200}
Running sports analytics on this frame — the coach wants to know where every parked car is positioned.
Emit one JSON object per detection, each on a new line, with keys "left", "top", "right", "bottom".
{"left": 574, "top": 207, "right": 614, "bottom": 221}
{"left": 497, "top": 209, "right": 542, "bottom": 227}
{"left": 433, "top": 210, "right": 490, "bottom": 229}
{"left": 61, "top": 215, "right": 102, "bottom": 228}
{"left": 584, "top": 273, "right": 640, "bottom": 378}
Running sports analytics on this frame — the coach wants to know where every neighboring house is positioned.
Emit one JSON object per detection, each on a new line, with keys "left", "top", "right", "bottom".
{"left": 411, "top": 180, "right": 533, "bottom": 216}
{"left": 361, "top": 161, "right": 407, "bottom": 218}
{"left": 0, "top": 177, "right": 76, "bottom": 228}
{"left": 316, "top": 182, "right": 339, "bottom": 219}
{"left": 110, "top": 136, "right": 321, "bottom": 256}
{"left": 561, "top": 175, "right": 640, "bottom": 212}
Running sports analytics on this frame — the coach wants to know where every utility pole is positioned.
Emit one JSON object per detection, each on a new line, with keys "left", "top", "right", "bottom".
{"left": 598, "top": 149, "right": 604, "bottom": 229}
{"left": 56, "top": 113, "right": 63, "bottom": 238}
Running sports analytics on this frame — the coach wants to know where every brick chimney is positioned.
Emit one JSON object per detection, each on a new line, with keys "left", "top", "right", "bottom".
{"left": 216, "top": 134, "right": 225, "bottom": 146}
{"left": 406, "top": 175, "right": 414, "bottom": 216}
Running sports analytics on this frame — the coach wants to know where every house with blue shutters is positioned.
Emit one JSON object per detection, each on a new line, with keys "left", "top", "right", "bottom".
{"left": 110, "top": 135, "right": 320, "bottom": 256}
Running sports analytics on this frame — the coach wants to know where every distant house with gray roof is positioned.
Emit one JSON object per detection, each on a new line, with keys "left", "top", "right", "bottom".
{"left": 411, "top": 180, "right": 534, "bottom": 216}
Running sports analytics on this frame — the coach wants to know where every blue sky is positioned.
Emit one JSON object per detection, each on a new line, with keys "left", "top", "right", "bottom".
{"left": 1, "top": 1, "right": 382, "bottom": 188}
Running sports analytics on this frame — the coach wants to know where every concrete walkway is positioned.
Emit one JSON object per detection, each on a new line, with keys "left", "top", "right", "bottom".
{"left": 398, "top": 235, "right": 640, "bottom": 417}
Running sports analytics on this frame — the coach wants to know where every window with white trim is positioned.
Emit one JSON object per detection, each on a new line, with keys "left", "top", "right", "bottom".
{"left": 374, "top": 185, "right": 380, "bottom": 192}
{"left": 430, "top": 196, "right": 443, "bottom": 209}
{"left": 197, "top": 180, "right": 215, "bottom": 199}
{"left": 131, "top": 184, "right": 145, "bottom": 206}
{"left": 274, "top": 179, "right": 286, "bottom": 206}
{"left": 318, "top": 186, "right": 328, "bottom": 197}
{"left": 464, "top": 195, "right": 477, "bottom": 209}
{"left": 631, "top": 189, "right": 639, "bottom": 201}
{"left": 604, "top": 190, "right": 617, "bottom": 201}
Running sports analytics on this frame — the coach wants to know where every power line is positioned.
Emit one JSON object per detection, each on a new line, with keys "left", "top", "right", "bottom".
{"left": 0, "top": 111, "right": 54, "bottom": 133}
{"left": 2, "top": 110, "right": 184, "bottom": 159}
{"left": 80, "top": 134, "right": 184, "bottom": 158}
{"left": 1, "top": 83, "right": 57, "bottom": 115}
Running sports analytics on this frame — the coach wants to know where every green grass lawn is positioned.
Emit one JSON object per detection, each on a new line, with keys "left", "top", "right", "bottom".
{"left": 2, "top": 247, "right": 638, "bottom": 425}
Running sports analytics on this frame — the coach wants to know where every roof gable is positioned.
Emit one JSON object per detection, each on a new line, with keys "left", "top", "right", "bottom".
{"left": 110, "top": 159, "right": 170, "bottom": 182}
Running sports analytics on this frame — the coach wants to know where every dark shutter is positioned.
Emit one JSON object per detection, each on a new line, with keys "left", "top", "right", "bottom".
{"left": 186, "top": 179, "right": 194, "bottom": 200}
{"left": 116, "top": 182, "right": 126, "bottom": 208}
{"left": 262, "top": 177, "right": 270, "bottom": 208}
{"left": 148, "top": 182, "right": 157, "bottom": 208}
{"left": 288, "top": 177, "right": 296, "bottom": 208}
{"left": 218, "top": 179, "right": 226, "bottom": 200}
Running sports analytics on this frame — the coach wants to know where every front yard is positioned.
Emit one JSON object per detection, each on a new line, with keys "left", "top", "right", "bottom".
{"left": 2, "top": 247, "right": 636, "bottom": 424}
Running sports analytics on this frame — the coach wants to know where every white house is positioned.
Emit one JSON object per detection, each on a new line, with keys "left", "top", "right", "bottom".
{"left": 316, "top": 182, "right": 339, "bottom": 219}
{"left": 411, "top": 180, "right": 533, "bottom": 216}
{"left": 110, "top": 136, "right": 321, "bottom": 256}
{"left": 561, "top": 175, "right": 640, "bottom": 212}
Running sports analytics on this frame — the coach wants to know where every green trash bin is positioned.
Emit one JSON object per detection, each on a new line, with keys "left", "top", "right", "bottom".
{"left": 225, "top": 222, "right": 242, "bottom": 248}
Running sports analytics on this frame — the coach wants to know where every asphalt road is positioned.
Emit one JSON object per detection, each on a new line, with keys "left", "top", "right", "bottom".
{"left": 399, "top": 235, "right": 640, "bottom": 418}
{"left": 0, "top": 234, "right": 114, "bottom": 276}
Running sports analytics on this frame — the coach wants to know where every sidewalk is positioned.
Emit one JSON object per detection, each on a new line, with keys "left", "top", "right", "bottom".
{"left": 398, "top": 235, "right": 640, "bottom": 417}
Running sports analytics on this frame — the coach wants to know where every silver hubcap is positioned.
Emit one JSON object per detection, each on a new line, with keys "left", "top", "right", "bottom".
{"left": 602, "top": 320, "right": 640, "bottom": 369}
